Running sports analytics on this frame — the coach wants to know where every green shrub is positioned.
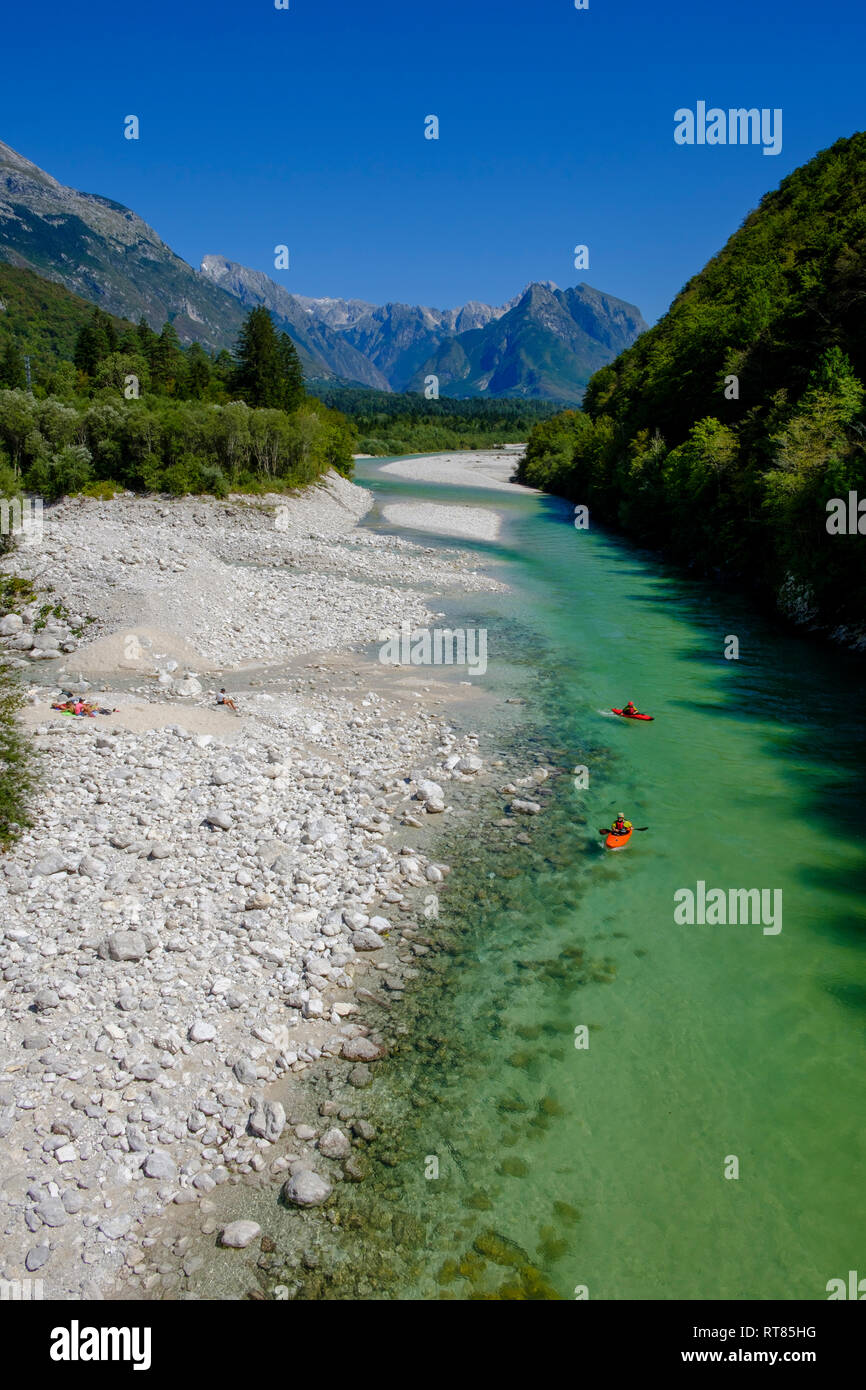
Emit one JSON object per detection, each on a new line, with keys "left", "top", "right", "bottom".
{"left": 80, "top": 479, "right": 124, "bottom": 500}
{"left": 0, "top": 654, "right": 39, "bottom": 849}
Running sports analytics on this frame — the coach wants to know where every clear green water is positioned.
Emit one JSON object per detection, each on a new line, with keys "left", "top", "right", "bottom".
{"left": 338, "top": 457, "right": 866, "bottom": 1301}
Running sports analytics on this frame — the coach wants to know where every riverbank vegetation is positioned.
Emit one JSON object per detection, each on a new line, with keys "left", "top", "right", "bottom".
{"left": 517, "top": 133, "right": 866, "bottom": 636}
{"left": 309, "top": 386, "right": 559, "bottom": 455}
{"left": 0, "top": 529, "right": 38, "bottom": 851}
{"left": 0, "top": 303, "right": 355, "bottom": 497}
{"left": 0, "top": 648, "right": 38, "bottom": 849}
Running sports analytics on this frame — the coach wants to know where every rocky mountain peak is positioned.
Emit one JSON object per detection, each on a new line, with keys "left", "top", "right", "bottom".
{"left": 0, "top": 137, "right": 646, "bottom": 399}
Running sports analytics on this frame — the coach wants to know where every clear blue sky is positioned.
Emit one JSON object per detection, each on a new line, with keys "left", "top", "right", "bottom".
{"left": 1, "top": 0, "right": 863, "bottom": 324}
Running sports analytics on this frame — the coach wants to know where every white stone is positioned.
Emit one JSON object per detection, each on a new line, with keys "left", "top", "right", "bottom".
{"left": 219, "top": 1220, "right": 261, "bottom": 1248}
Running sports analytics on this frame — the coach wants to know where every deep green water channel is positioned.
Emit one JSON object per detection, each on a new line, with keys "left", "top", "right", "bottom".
{"left": 328, "top": 455, "right": 866, "bottom": 1301}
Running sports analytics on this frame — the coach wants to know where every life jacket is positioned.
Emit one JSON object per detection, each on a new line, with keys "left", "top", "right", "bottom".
{"left": 613, "top": 819, "right": 631, "bottom": 833}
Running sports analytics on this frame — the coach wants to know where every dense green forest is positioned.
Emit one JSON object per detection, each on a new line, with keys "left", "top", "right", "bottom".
{"left": 0, "top": 264, "right": 132, "bottom": 373}
{"left": 310, "top": 385, "right": 559, "bottom": 455}
{"left": 0, "top": 301, "right": 355, "bottom": 498}
{"left": 517, "top": 133, "right": 866, "bottom": 637}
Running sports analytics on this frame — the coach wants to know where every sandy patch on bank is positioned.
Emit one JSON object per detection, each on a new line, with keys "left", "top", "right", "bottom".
{"left": 381, "top": 501, "right": 502, "bottom": 541}
{"left": 68, "top": 625, "right": 218, "bottom": 677}
{"left": 21, "top": 697, "right": 247, "bottom": 741}
{"left": 378, "top": 448, "right": 527, "bottom": 492}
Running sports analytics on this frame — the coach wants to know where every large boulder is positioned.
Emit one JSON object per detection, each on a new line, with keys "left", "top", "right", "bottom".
{"left": 341, "top": 1036, "right": 382, "bottom": 1062}
{"left": 317, "top": 1127, "right": 351, "bottom": 1160}
{"left": 415, "top": 779, "right": 444, "bottom": 804}
{"left": 219, "top": 1220, "right": 261, "bottom": 1249}
{"left": 32, "top": 851, "right": 69, "bottom": 877}
{"left": 142, "top": 1151, "right": 177, "bottom": 1180}
{"left": 99, "top": 931, "right": 151, "bottom": 962}
{"left": 171, "top": 676, "right": 202, "bottom": 697}
{"left": 351, "top": 928, "right": 385, "bottom": 952}
{"left": 281, "top": 1170, "right": 331, "bottom": 1207}
{"left": 248, "top": 1097, "right": 286, "bottom": 1144}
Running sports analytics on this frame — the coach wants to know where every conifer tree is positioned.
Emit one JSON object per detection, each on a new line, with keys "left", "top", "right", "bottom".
{"left": 185, "top": 341, "right": 212, "bottom": 399}
{"left": 232, "top": 306, "right": 283, "bottom": 408}
{"left": 278, "top": 332, "right": 305, "bottom": 411}
{"left": 0, "top": 341, "right": 26, "bottom": 390}
{"left": 151, "top": 321, "right": 184, "bottom": 393}
{"left": 73, "top": 308, "right": 111, "bottom": 376}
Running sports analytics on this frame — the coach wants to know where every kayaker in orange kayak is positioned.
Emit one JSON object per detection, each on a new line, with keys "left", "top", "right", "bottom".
{"left": 623, "top": 701, "right": 638, "bottom": 716}
{"left": 597, "top": 815, "right": 647, "bottom": 847}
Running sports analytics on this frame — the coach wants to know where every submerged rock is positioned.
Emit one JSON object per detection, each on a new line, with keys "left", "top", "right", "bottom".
{"left": 341, "top": 1037, "right": 382, "bottom": 1062}
{"left": 317, "top": 1127, "right": 351, "bottom": 1159}
{"left": 472, "top": 1229, "right": 530, "bottom": 1268}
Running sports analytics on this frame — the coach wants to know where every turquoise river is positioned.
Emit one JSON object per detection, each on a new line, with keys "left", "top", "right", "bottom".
{"left": 330, "top": 453, "right": 866, "bottom": 1302}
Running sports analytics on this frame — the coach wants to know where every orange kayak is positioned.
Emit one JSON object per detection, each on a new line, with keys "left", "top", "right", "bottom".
{"left": 605, "top": 827, "right": 633, "bottom": 850}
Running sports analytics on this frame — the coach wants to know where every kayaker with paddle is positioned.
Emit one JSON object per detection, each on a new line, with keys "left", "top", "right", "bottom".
{"left": 612, "top": 703, "right": 654, "bottom": 720}
{"left": 597, "top": 814, "right": 649, "bottom": 849}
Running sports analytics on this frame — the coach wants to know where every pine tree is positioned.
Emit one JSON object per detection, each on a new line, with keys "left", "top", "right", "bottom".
{"left": 0, "top": 341, "right": 26, "bottom": 390}
{"left": 185, "top": 342, "right": 212, "bottom": 399}
{"left": 278, "top": 332, "right": 305, "bottom": 411}
{"left": 74, "top": 309, "right": 111, "bottom": 376}
{"left": 101, "top": 309, "right": 119, "bottom": 357}
{"left": 232, "top": 306, "right": 283, "bottom": 408}
{"left": 151, "top": 322, "right": 184, "bottom": 394}
{"left": 136, "top": 316, "right": 158, "bottom": 363}
{"left": 212, "top": 349, "right": 234, "bottom": 387}
{"left": 118, "top": 327, "right": 141, "bottom": 357}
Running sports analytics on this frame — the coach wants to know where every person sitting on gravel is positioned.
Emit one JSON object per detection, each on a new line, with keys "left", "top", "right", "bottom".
{"left": 216, "top": 688, "right": 238, "bottom": 712}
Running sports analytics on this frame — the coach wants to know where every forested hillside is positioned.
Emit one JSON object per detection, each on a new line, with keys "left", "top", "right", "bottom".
{"left": 517, "top": 133, "right": 866, "bottom": 640}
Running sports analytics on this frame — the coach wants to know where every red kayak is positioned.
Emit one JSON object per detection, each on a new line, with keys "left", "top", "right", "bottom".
{"left": 612, "top": 708, "right": 654, "bottom": 721}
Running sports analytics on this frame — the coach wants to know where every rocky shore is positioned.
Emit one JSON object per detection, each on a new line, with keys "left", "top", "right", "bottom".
{"left": 0, "top": 469, "right": 513, "bottom": 1300}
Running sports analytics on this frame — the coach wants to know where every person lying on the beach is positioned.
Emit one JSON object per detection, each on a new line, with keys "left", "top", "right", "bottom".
{"left": 51, "top": 700, "right": 117, "bottom": 716}
{"left": 216, "top": 688, "right": 238, "bottom": 712}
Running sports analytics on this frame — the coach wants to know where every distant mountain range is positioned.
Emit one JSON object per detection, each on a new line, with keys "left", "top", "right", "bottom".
{"left": 0, "top": 138, "right": 647, "bottom": 401}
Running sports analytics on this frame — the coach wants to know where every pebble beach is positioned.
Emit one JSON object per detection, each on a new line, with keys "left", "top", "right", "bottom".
{"left": 0, "top": 459, "right": 537, "bottom": 1300}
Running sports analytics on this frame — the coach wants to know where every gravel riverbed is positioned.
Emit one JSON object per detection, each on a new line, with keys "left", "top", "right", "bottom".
{"left": 0, "top": 469, "right": 529, "bottom": 1300}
